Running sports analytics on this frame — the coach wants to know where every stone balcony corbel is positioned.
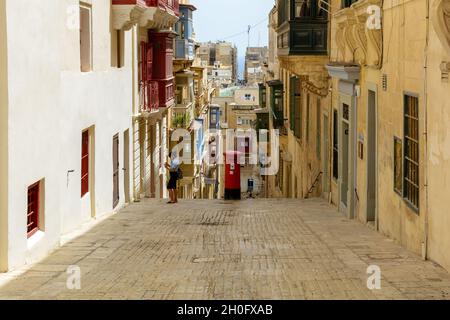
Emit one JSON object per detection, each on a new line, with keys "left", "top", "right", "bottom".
{"left": 139, "top": 6, "right": 179, "bottom": 29}
{"left": 112, "top": 0, "right": 179, "bottom": 31}
{"left": 112, "top": 1, "right": 147, "bottom": 31}
{"left": 333, "top": 0, "right": 382, "bottom": 68}
{"left": 353, "top": 0, "right": 382, "bottom": 68}
{"left": 334, "top": 8, "right": 354, "bottom": 62}
{"left": 431, "top": 0, "right": 450, "bottom": 57}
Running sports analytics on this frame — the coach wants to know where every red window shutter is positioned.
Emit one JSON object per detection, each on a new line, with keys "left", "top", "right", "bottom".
{"left": 27, "top": 182, "right": 40, "bottom": 238}
{"left": 245, "top": 137, "right": 250, "bottom": 154}
{"left": 81, "top": 130, "right": 89, "bottom": 197}
{"left": 140, "top": 41, "right": 148, "bottom": 83}
{"left": 147, "top": 44, "right": 153, "bottom": 80}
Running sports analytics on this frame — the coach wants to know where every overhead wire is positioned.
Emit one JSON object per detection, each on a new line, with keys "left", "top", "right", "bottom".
{"left": 217, "top": 17, "right": 269, "bottom": 41}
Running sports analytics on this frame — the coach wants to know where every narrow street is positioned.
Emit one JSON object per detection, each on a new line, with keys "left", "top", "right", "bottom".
{"left": 1, "top": 199, "right": 449, "bottom": 300}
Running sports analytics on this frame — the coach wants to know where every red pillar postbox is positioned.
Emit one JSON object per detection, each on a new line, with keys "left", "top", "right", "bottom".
{"left": 224, "top": 151, "right": 241, "bottom": 200}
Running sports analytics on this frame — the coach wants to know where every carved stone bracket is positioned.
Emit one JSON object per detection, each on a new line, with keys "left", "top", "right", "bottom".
{"left": 298, "top": 75, "right": 328, "bottom": 97}
{"left": 333, "top": 0, "right": 382, "bottom": 69}
{"left": 112, "top": 4, "right": 178, "bottom": 31}
{"left": 431, "top": 0, "right": 450, "bottom": 57}
{"left": 301, "top": 80, "right": 329, "bottom": 97}
{"left": 112, "top": 4, "right": 146, "bottom": 30}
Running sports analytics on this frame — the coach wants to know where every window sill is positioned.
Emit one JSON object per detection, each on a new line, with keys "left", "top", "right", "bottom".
{"left": 27, "top": 230, "right": 45, "bottom": 251}
{"left": 403, "top": 198, "right": 420, "bottom": 216}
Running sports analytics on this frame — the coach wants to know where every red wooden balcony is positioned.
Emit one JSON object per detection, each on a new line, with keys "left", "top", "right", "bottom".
{"left": 158, "top": 79, "right": 175, "bottom": 109}
{"left": 112, "top": 0, "right": 179, "bottom": 30}
{"left": 146, "top": 0, "right": 180, "bottom": 16}
{"left": 148, "top": 31, "right": 176, "bottom": 109}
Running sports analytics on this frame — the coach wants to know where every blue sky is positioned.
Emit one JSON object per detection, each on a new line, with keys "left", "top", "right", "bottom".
{"left": 190, "top": 0, "right": 275, "bottom": 78}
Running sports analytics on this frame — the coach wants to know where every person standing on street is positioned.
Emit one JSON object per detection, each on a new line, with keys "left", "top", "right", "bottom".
{"left": 165, "top": 152, "right": 180, "bottom": 204}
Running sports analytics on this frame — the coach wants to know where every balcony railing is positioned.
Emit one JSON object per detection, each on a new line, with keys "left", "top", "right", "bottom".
{"left": 140, "top": 80, "right": 159, "bottom": 113}
{"left": 172, "top": 101, "right": 195, "bottom": 129}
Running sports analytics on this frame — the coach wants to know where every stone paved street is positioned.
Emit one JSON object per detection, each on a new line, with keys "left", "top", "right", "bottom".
{"left": 1, "top": 198, "right": 450, "bottom": 300}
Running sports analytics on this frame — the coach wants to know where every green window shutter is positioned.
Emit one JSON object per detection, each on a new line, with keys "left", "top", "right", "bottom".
{"left": 316, "top": 97, "right": 321, "bottom": 159}
{"left": 306, "top": 93, "right": 310, "bottom": 142}
{"left": 296, "top": 77, "right": 302, "bottom": 139}
{"left": 289, "top": 77, "right": 296, "bottom": 131}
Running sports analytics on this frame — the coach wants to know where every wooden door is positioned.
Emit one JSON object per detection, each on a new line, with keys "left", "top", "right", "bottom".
{"left": 113, "top": 134, "right": 120, "bottom": 208}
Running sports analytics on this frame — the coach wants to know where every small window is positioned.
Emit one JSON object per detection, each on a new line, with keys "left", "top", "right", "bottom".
{"left": 403, "top": 94, "right": 419, "bottom": 211}
{"left": 342, "top": 0, "right": 358, "bottom": 8}
{"left": 289, "top": 77, "right": 296, "bottom": 131}
{"left": 244, "top": 137, "right": 251, "bottom": 154}
{"left": 176, "top": 86, "right": 183, "bottom": 105}
{"left": 316, "top": 98, "right": 321, "bottom": 159}
{"left": 80, "top": 4, "right": 92, "bottom": 72}
{"left": 111, "top": 29, "right": 124, "bottom": 68}
{"left": 293, "top": 77, "right": 302, "bottom": 139}
{"left": 211, "top": 111, "right": 217, "bottom": 124}
{"left": 306, "top": 94, "right": 310, "bottom": 142}
{"left": 27, "top": 182, "right": 40, "bottom": 238}
{"left": 81, "top": 130, "right": 89, "bottom": 197}
{"left": 394, "top": 137, "right": 403, "bottom": 195}
{"left": 333, "top": 109, "right": 339, "bottom": 180}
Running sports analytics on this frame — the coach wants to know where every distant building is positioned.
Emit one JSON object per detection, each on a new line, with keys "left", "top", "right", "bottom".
{"left": 196, "top": 41, "right": 238, "bottom": 86}
{"left": 244, "top": 47, "right": 268, "bottom": 85}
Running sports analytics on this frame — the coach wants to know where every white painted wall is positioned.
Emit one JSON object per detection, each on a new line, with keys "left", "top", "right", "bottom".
{"left": 4, "top": 0, "right": 134, "bottom": 270}
{"left": 0, "top": 0, "right": 9, "bottom": 272}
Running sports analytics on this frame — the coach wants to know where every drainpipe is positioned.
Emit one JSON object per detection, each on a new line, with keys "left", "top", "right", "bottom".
{"left": 423, "top": 0, "right": 430, "bottom": 261}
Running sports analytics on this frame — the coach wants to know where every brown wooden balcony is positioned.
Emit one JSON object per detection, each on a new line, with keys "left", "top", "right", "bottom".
{"left": 276, "top": 0, "right": 328, "bottom": 56}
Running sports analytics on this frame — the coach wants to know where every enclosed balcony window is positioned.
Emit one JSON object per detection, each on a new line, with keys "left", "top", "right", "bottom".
{"left": 294, "top": 0, "right": 328, "bottom": 18}
{"left": 277, "top": 0, "right": 328, "bottom": 56}
{"left": 268, "top": 81, "right": 285, "bottom": 132}
{"left": 341, "top": 0, "right": 359, "bottom": 8}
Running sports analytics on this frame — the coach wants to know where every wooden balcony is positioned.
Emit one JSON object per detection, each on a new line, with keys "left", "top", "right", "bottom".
{"left": 157, "top": 79, "right": 175, "bottom": 109}
{"left": 276, "top": 0, "right": 328, "bottom": 56}
{"left": 172, "top": 101, "right": 195, "bottom": 129}
{"left": 175, "top": 39, "right": 195, "bottom": 61}
{"left": 112, "top": 0, "right": 179, "bottom": 30}
{"left": 148, "top": 31, "right": 176, "bottom": 109}
{"left": 140, "top": 80, "right": 159, "bottom": 113}
{"left": 146, "top": 0, "right": 179, "bottom": 14}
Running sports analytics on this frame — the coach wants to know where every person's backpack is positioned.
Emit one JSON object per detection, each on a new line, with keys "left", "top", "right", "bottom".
{"left": 177, "top": 168, "right": 183, "bottom": 180}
